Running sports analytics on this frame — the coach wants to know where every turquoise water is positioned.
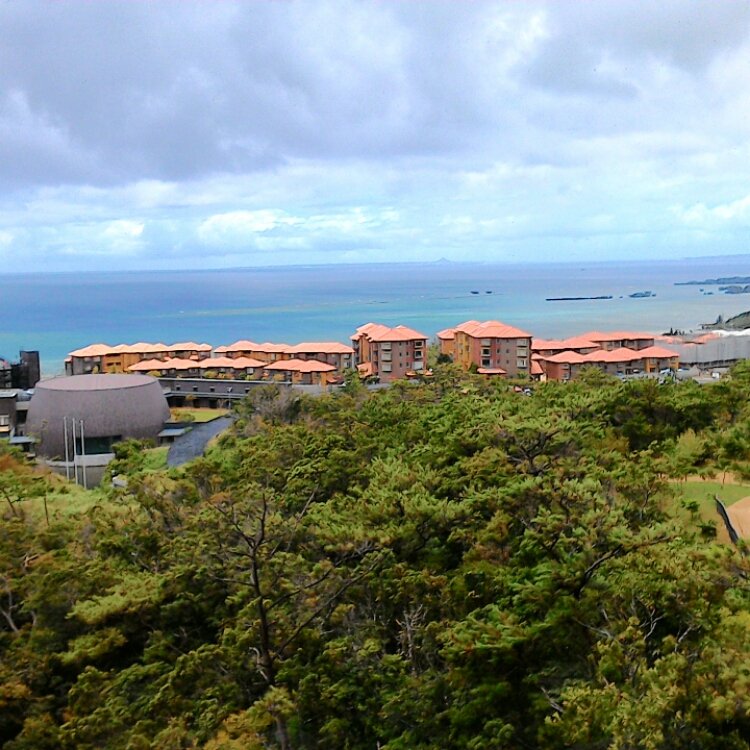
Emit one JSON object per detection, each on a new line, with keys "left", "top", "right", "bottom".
{"left": 2, "top": 257, "right": 750, "bottom": 375}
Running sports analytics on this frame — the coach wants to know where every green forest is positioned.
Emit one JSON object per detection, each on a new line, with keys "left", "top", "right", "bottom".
{"left": 3, "top": 364, "right": 750, "bottom": 749}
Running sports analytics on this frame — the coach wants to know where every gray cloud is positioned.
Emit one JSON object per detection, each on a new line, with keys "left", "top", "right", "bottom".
{"left": 0, "top": 0, "right": 749, "bottom": 269}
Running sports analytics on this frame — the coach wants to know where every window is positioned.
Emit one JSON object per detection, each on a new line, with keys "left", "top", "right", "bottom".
{"left": 382, "top": 363, "right": 392, "bottom": 372}
{"left": 517, "top": 359, "right": 527, "bottom": 369}
{"left": 482, "top": 359, "right": 491, "bottom": 367}
{"left": 0, "top": 415, "right": 9, "bottom": 426}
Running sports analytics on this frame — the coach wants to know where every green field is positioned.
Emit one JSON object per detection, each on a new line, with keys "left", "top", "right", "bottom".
{"left": 670, "top": 478, "right": 750, "bottom": 542}
{"left": 170, "top": 407, "right": 227, "bottom": 423}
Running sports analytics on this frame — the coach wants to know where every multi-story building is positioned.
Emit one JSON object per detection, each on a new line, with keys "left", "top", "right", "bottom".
{"left": 351, "top": 323, "right": 428, "bottom": 382}
{"left": 262, "top": 358, "right": 337, "bottom": 385}
{"left": 283, "top": 342, "right": 354, "bottom": 372}
{"left": 214, "top": 340, "right": 290, "bottom": 363}
{"left": 66, "top": 342, "right": 211, "bottom": 375}
{"left": 538, "top": 346, "right": 679, "bottom": 381}
{"left": 1, "top": 351, "right": 40, "bottom": 390}
{"left": 436, "top": 328, "right": 456, "bottom": 358}
{"left": 451, "top": 320, "right": 532, "bottom": 376}
{"left": 578, "top": 331, "right": 656, "bottom": 351}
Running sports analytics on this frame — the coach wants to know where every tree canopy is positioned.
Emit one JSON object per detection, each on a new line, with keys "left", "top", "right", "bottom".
{"left": 2, "top": 366, "right": 750, "bottom": 749}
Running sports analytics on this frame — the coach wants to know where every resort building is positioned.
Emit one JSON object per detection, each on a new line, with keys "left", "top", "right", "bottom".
{"left": 450, "top": 320, "right": 532, "bottom": 376}
{"left": 537, "top": 345, "right": 679, "bottom": 381}
{"left": 128, "top": 356, "right": 268, "bottom": 379}
{"left": 352, "top": 323, "right": 428, "bottom": 382}
{"left": 262, "top": 358, "right": 338, "bottom": 386}
{"left": 282, "top": 342, "right": 354, "bottom": 371}
{"left": 213, "top": 340, "right": 290, "bottom": 363}
{"left": 436, "top": 328, "right": 456, "bottom": 358}
{"left": 531, "top": 337, "right": 601, "bottom": 357}
{"left": 577, "top": 331, "right": 656, "bottom": 351}
{"left": 0, "top": 350, "right": 40, "bottom": 390}
{"left": 66, "top": 342, "right": 212, "bottom": 375}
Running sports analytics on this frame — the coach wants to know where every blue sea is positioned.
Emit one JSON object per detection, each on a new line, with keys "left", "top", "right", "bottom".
{"left": 2, "top": 257, "right": 750, "bottom": 376}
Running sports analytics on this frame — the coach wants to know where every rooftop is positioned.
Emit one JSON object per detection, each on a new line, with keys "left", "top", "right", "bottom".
{"left": 454, "top": 320, "right": 532, "bottom": 339}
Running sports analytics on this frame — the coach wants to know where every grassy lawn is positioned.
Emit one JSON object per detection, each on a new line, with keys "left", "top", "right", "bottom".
{"left": 670, "top": 478, "right": 750, "bottom": 543}
{"left": 14, "top": 477, "right": 106, "bottom": 524}
{"left": 170, "top": 407, "right": 227, "bottom": 423}
{"left": 143, "top": 446, "right": 169, "bottom": 471}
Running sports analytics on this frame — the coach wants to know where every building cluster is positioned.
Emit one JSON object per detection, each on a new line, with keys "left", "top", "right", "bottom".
{"left": 66, "top": 340, "right": 355, "bottom": 386}
{"left": 1, "top": 350, "right": 40, "bottom": 390}
{"left": 63, "top": 321, "right": 685, "bottom": 387}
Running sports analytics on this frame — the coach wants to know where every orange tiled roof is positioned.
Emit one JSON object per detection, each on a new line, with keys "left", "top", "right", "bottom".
{"left": 200, "top": 356, "right": 266, "bottom": 369}
{"left": 637, "top": 345, "right": 679, "bottom": 359}
{"left": 214, "top": 340, "right": 261, "bottom": 353}
{"left": 170, "top": 341, "right": 212, "bottom": 351}
{"left": 578, "top": 330, "right": 655, "bottom": 342}
{"left": 530, "top": 360, "right": 544, "bottom": 376}
{"left": 128, "top": 358, "right": 168, "bottom": 372}
{"left": 454, "top": 320, "right": 532, "bottom": 339}
{"left": 264, "top": 358, "right": 336, "bottom": 373}
{"left": 285, "top": 342, "right": 354, "bottom": 355}
{"left": 436, "top": 327, "right": 456, "bottom": 340}
{"left": 69, "top": 343, "right": 114, "bottom": 357}
{"left": 353, "top": 323, "right": 428, "bottom": 342}
{"left": 477, "top": 367, "right": 507, "bottom": 375}
{"left": 541, "top": 351, "right": 590, "bottom": 365}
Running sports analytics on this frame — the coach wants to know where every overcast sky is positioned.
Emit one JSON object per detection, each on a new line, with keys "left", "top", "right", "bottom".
{"left": 1, "top": 0, "right": 749, "bottom": 272}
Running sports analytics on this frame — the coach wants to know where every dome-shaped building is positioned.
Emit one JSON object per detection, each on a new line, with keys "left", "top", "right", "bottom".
{"left": 27, "top": 374, "right": 170, "bottom": 460}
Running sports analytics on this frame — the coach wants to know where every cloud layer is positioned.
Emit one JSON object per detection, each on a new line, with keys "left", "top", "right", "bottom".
{"left": 1, "top": 0, "right": 750, "bottom": 270}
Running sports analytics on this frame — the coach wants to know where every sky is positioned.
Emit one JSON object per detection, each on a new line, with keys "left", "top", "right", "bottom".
{"left": 1, "top": 0, "right": 750, "bottom": 272}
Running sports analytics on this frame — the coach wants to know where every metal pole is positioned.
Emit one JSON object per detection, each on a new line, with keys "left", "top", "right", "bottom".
{"left": 71, "top": 418, "right": 78, "bottom": 486}
{"left": 80, "top": 419, "right": 87, "bottom": 489}
{"left": 63, "top": 417, "right": 71, "bottom": 480}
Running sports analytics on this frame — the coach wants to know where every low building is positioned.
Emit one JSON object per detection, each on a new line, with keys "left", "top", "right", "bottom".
{"left": 282, "top": 342, "right": 354, "bottom": 372}
{"left": 436, "top": 328, "right": 457, "bottom": 358}
{"left": 578, "top": 331, "right": 656, "bottom": 351}
{"left": 214, "top": 340, "right": 290, "bottom": 363}
{"left": 538, "top": 345, "right": 679, "bottom": 381}
{"left": 452, "top": 320, "right": 532, "bottom": 376}
{"left": 26, "top": 374, "right": 171, "bottom": 487}
{"left": 0, "top": 351, "right": 40, "bottom": 389}
{"left": 66, "top": 342, "right": 211, "bottom": 375}
{"left": 351, "top": 323, "right": 428, "bottom": 383}
{"left": 262, "top": 358, "right": 337, "bottom": 385}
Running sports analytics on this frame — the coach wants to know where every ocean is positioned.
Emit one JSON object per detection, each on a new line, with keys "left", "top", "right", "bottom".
{"left": 2, "top": 256, "right": 750, "bottom": 376}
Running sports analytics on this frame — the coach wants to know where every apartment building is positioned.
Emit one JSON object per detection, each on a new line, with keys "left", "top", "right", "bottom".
{"left": 351, "top": 323, "right": 428, "bottom": 382}
{"left": 214, "top": 340, "right": 290, "bottom": 363}
{"left": 129, "top": 356, "right": 267, "bottom": 379}
{"left": 538, "top": 346, "right": 679, "bottom": 381}
{"left": 66, "top": 342, "right": 211, "bottom": 375}
{"left": 578, "top": 331, "right": 656, "bottom": 351}
{"left": 451, "top": 320, "right": 532, "bottom": 376}
{"left": 436, "top": 328, "right": 456, "bottom": 358}
{"left": 262, "top": 358, "right": 337, "bottom": 386}
{"left": 283, "top": 342, "right": 354, "bottom": 372}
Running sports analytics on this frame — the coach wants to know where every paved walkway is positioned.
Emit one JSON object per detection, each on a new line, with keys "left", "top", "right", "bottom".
{"left": 167, "top": 416, "right": 234, "bottom": 467}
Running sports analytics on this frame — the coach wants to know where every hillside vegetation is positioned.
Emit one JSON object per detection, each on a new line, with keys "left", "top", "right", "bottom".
{"left": 3, "top": 364, "right": 750, "bottom": 749}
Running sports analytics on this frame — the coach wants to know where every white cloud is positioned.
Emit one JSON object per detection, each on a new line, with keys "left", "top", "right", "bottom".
{"left": 679, "top": 195, "right": 750, "bottom": 225}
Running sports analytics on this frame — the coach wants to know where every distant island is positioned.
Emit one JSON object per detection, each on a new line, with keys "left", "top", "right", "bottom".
{"left": 676, "top": 276, "right": 750, "bottom": 286}
{"left": 702, "top": 309, "right": 750, "bottom": 330}
{"left": 546, "top": 295, "right": 613, "bottom": 301}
